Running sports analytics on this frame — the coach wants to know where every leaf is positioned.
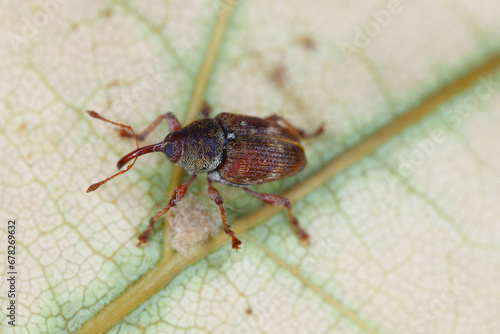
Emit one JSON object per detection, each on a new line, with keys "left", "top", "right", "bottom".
{"left": 1, "top": 0, "right": 500, "bottom": 333}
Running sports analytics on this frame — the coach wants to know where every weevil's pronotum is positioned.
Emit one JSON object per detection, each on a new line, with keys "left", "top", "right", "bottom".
{"left": 86, "top": 104, "right": 323, "bottom": 250}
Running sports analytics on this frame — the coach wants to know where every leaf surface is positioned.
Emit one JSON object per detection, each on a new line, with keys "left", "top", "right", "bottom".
{"left": 1, "top": 1, "right": 500, "bottom": 333}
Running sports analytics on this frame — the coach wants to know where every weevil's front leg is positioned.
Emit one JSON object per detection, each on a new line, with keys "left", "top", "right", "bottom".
{"left": 243, "top": 188, "right": 310, "bottom": 245}
{"left": 265, "top": 115, "right": 324, "bottom": 139}
{"left": 137, "top": 174, "right": 197, "bottom": 247}
{"left": 207, "top": 180, "right": 242, "bottom": 251}
{"left": 120, "top": 112, "right": 182, "bottom": 140}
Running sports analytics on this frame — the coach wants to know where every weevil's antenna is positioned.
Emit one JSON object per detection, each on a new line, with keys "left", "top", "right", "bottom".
{"left": 86, "top": 111, "right": 144, "bottom": 193}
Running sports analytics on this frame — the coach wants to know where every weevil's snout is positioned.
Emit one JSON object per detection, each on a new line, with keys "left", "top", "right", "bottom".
{"left": 116, "top": 142, "right": 163, "bottom": 170}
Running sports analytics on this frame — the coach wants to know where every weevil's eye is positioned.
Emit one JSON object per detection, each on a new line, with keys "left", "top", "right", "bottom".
{"left": 164, "top": 143, "right": 175, "bottom": 158}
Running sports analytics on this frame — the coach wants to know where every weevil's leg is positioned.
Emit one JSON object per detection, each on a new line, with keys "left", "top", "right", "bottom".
{"left": 207, "top": 180, "right": 242, "bottom": 251}
{"left": 243, "top": 188, "right": 310, "bottom": 245}
{"left": 137, "top": 174, "right": 197, "bottom": 247}
{"left": 119, "top": 112, "right": 182, "bottom": 140}
{"left": 200, "top": 101, "right": 212, "bottom": 119}
{"left": 265, "top": 115, "right": 324, "bottom": 139}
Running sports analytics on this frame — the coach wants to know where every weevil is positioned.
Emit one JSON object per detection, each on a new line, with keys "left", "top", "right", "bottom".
{"left": 86, "top": 104, "right": 323, "bottom": 250}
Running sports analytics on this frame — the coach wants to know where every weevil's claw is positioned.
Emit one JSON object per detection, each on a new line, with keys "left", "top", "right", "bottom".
{"left": 297, "top": 228, "right": 310, "bottom": 246}
{"left": 303, "top": 124, "right": 324, "bottom": 139}
{"left": 137, "top": 230, "right": 151, "bottom": 247}
{"left": 232, "top": 237, "right": 242, "bottom": 251}
{"left": 313, "top": 124, "right": 325, "bottom": 137}
{"left": 225, "top": 227, "right": 242, "bottom": 251}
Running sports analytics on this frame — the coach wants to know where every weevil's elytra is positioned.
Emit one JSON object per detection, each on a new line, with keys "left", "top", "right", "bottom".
{"left": 86, "top": 104, "right": 324, "bottom": 251}
{"left": 214, "top": 113, "right": 307, "bottom": 186}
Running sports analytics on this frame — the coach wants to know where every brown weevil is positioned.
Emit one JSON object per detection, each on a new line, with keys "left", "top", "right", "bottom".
{"left": 86, "top": 104, "right": 323, "bottom": 251}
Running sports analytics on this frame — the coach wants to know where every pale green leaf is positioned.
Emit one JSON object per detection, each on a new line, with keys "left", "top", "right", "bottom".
{"left": 1, "top": 1, "right": 500, "bottom": 333}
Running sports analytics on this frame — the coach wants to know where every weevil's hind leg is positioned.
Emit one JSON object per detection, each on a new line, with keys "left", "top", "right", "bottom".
{"left": 119, "top": 112, "right": 182, "bottom": 140}
{"left": 243, "top": 188, "right": 310, "bottom": 245}
{"left": 137, "top": 175, "right": 197, "bottom": 247}
{"left": 265, "top": 115, "right": 324, "bottom": 139}
{"left": 207, "top": 180, "right": 242, "bottom": 251}
{"left": 200, "top": 101, "right": 212, "bottom": 119}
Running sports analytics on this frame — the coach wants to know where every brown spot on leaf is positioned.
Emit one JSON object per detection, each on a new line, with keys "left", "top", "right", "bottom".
{"left": 106, "top": 80, "right": 119, "bottom": 88}
{"left": 102, "top": 8, "right": 113, "bottom": 17}
{"left": 296, "top": 35, "right": 316, "bottom": 51}
{"left": 268, "top": 63, "right": 287, "bottom": 86}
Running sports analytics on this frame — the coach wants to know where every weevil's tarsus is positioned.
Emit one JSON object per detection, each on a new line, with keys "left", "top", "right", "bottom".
{"left": 85, "top": 110, "right": 141, "bottom": 192}
{"left": 137, "top": 174, "right": 197, "bottom": 247}
{"left": 119, "top": 112, "right": 182, "bottom": 140}
{"left": 116, "top": 143, "right": 163, "bottom": 170}
{"left": 265, "top": 114, "right": 324, "bottom": 139}
{"left": 207, "top": 180, "right": 242, "bottom": 251}
{"left": 243, "top": 188, "right": 310, "bottom": 245}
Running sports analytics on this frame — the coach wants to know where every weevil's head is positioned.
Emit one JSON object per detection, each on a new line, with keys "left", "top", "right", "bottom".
{"left": 162, "top": 119, "right": 225, "bottom": 174}
{"left": 116, "top": 119, "right": 224, "bottom": 175}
